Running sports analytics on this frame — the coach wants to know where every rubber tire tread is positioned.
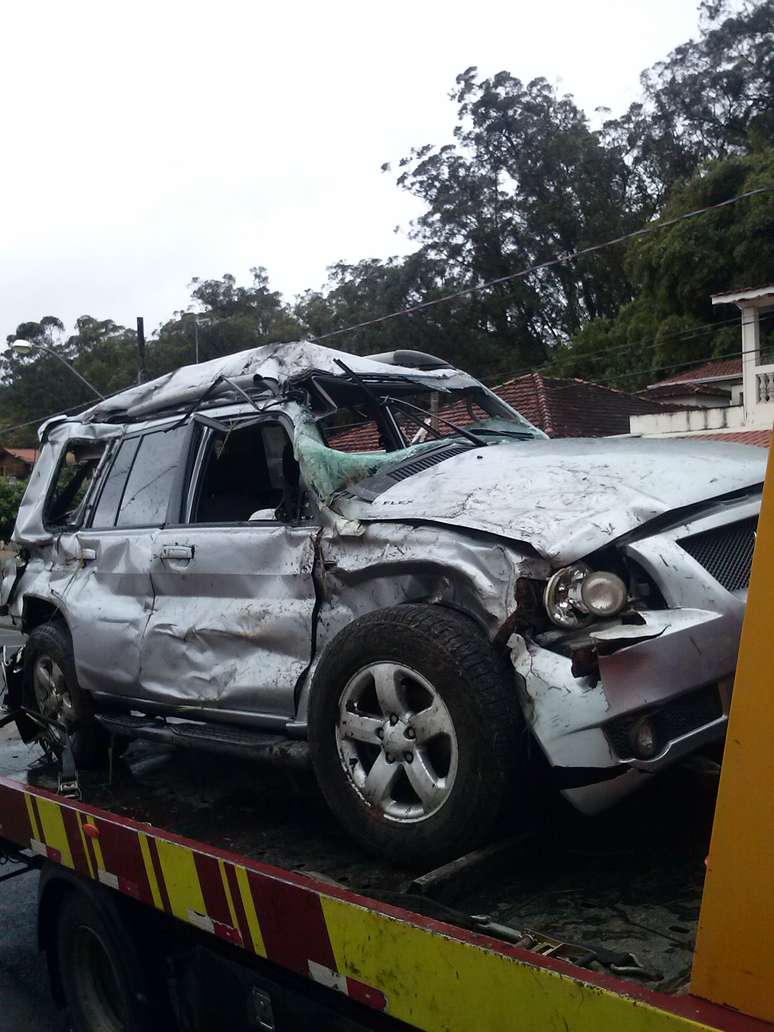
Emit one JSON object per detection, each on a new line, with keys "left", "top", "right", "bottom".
{"left": 23, "top": 620, "right": 104, "bottom": 768}
{"left": 309, "top": 604, "right": 522, "bottom": 867}
{"left": 55, "top": 889, "right": 153, "bottom": 1032}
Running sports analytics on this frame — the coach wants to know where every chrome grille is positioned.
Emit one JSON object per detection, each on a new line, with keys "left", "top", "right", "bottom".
{"left": 679, "top": 517, "right": 757, "bottom": 592}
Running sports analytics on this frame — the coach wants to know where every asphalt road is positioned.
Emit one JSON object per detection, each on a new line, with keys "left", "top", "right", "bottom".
{"left": 0, "top": 756, "right": 63, "bottom": 1032}
{"left": 0, "top": 627, "right": 62, "bottom": 1031}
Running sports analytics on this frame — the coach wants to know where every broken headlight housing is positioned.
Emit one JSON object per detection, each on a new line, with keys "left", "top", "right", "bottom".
{"left": 543, "top": 562, "right": 628, "bottom": 629}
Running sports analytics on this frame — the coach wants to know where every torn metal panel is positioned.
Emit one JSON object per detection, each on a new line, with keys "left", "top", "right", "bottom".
{"left": 79, "top": 340, "right": 479, "bottom": 424}
{"left": 294, "top": 520, "right": 549, "bottom": 725}
{"left": 12, "top": 421, "right": 120, "bottom": 546}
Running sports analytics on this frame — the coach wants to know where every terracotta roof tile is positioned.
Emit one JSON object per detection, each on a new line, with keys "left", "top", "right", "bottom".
{"left": 638, "top": 382, "right": 731, "bottom": 401}
{"left": 494, "top": 373, "right": 678, "bottom": 438}
{"left": 1, "top": 447, "right": 39, "bottom": 464}
{"left": 649, "top": 359, "right": 741, "bottom": 387}
{"left": 676, "top": 430, "right": 771, "bottom": 448}
{"left": 324, "top": 373, "right": 677, "bottom": 450}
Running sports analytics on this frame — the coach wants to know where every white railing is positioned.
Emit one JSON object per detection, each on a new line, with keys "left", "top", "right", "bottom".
{"left": 754, "top": 364, "right": 774, "bottom": 404}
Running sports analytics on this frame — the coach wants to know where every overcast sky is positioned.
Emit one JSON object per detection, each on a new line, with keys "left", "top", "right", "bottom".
{"left": 1, "top": 0, "right": 705, "bottom": 342}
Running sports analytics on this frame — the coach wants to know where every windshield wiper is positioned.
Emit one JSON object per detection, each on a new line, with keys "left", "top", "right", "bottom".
{"left": 384, "top": 396, "right": 488, "bottom": 448}
{"left": 467, "top": 428, "right": 536, "bottom": 440}
{"left": 333, "top": 358, "right": 486, "bottom": 448}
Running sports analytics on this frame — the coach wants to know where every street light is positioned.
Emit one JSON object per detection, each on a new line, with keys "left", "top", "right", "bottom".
{"left": 10, "top": 340, "right": 105, "bottom": 399}
{"left": 184, "top": 315, "right": 211, "bottom": 364}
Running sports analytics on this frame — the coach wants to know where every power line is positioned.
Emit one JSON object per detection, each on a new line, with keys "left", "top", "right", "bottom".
{"left": 311, "top": 185, "right": 773, "bottom": 344}
{"left": 0, "top": 400, "right": 97, "bottom": 437}
{"left": 549, "top": 332, "right": 774, "bottom": 394}
{"left": 487, "top": 310, "right": 774, "bottom": 389}
{"left": 3, "top": 314, "right": 770, "bottom": 438}
{"left": 0, "top": 377, "right": 140, "bottom": 438}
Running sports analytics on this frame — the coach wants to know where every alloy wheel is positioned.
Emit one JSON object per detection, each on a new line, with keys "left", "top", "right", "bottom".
{"left": 336, "top": 662, "right": 459, "bottom": 823}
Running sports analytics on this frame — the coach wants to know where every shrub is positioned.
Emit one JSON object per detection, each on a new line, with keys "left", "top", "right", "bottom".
{"left": 0, "top": 478, "right": 28, "bottom": 543}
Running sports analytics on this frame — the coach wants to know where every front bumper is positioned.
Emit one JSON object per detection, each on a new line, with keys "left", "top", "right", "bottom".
{"left": 509, "top": 501, "right": 753, "bottom": 815}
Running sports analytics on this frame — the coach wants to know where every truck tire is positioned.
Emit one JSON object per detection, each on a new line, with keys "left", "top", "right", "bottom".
{"left": 308, "top": 605, "right": 522, "bottom": 866}
{"left": 54, "top": 889, "right": 153, "bottom": 1032}
{"left": 24, "top": 620, "right": 104, "bottom": 768}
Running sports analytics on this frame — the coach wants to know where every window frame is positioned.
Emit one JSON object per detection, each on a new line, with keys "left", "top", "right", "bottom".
{"left": 180, "top": 412, "right": 305, "bottom": 528}
{"left": 42, "top": 438, "right": 111, "bottom": 533}
{"left": 85, "top": 419, "right": 197, "bottom": 532}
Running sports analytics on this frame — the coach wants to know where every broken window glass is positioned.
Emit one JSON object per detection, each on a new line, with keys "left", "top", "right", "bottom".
{"left": 115, "top": 425, "right": 189, "bottom": 528}
{"left": 91, "top": 436, "right": 141, "bottom": 529}
{"left": 44, "top": 441, "right": 107, "bottom": 529}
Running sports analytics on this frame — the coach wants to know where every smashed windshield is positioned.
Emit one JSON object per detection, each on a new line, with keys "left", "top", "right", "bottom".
{"left": 317, "top": 382, "right": 543, "bottom": 454}
{"left": 293, "top": 376, "right": 544, "bottom": 503}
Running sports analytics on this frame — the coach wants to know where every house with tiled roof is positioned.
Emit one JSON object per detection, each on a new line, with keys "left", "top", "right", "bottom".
{"left": 492, "top": 374, "right": 677, "bottom": 438}
{"left": 326, "top": 373, "right": 676, "bottom": 452}
{"left": 639, "top": 358, "right": 742, "bottom": 408}
{"left": 629, "top": 284, "right": 774, "bottom": 449}
{"left": 0, "top": 446, "right": 39, "bottom": 479}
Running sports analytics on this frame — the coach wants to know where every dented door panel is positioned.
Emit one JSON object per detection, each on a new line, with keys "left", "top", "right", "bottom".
{"left": 140, "top": 524, "right": 318, "bottom": 720}
{"left": 66, "top": 529, "right": 158, "bottom": 697}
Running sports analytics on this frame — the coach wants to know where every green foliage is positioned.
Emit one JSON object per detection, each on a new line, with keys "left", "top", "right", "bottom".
{"left": 605, "top": 0, "right": 774, "bottom": 203}
{"left": 1, "top": 2, "right": 772, "bottom": 436}
{"left": 553, "top": 147, "right": 774, "bottom": 389}
{"left": 0, "top": 478, "right": 27, "bottom": 542}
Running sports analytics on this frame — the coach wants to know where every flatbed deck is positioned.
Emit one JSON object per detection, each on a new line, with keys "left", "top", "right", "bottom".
{"left": 1, "top": 720, "right": 749, "bottom": 1031}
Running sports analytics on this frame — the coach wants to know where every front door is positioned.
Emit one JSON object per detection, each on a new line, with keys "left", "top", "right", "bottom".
{"left": 139, "top": 418, "right": 318, "bottom": 726}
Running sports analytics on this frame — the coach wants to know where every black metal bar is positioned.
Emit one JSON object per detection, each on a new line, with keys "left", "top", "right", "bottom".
{"left": 136, "top": 316, "right": 147, "bottom": 384}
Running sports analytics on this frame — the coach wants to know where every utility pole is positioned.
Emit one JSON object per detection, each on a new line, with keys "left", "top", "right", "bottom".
{"left": 136, "top": 316, "right": 147, "bottom": 384}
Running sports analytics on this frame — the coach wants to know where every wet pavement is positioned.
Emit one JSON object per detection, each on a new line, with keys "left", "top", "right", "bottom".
{"left": 0, "top": 723, "right": 62, "bottom": 1032}
{"left": 0, "top": 626, "right": 59, "bottom": 1031}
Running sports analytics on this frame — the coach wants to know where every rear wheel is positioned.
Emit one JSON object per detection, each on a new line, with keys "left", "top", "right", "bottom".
{"left": 309, "top": 605, "right": 523, "bottom": 866}
{"left": 23, "top": 620, "right": 104, "bottom": 767}
{"left": 54, "top": 889, "right": 153, "bottom": 1032}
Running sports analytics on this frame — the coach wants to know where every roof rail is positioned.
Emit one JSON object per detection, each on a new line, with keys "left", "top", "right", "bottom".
{"left": 367, "top": 349, "right": 451, "bottom": 370}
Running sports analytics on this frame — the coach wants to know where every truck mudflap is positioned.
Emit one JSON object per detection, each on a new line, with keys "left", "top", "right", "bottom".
{"left": 0, "top": 775, "right": 764, "bottom": 1032}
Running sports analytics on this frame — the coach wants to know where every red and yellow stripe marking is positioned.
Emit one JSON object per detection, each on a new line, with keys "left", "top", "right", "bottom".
{"left": 0, "top": 775, "right": 766, "bottom": 1032}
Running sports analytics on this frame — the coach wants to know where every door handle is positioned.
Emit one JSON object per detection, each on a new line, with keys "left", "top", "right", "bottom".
{"left": 159, "top": 544, "right": 194, "bottom": 562}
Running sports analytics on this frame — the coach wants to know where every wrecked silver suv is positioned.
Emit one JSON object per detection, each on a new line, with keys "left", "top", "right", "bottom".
{"left": 1, "top": 342, "right": 765, "bottom": 863}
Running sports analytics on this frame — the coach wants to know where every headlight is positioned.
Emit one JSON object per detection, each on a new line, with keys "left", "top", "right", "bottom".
{"left": 544, "top": 563, "right": 628, "bottom": 628}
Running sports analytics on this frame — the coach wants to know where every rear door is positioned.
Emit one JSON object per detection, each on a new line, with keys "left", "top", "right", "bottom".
{"left": 71, "top": 421, "right": 192, "bottom": 701}
{"left": 139, "top": 416, "right": 319, "bottom": 726}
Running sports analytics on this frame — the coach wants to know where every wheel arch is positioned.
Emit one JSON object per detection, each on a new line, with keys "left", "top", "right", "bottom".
{"left": 295, "top": 597, "right": 495, "bottom": 728}
{"left": 21, "top": 595, "right": 68, "bottom": 637}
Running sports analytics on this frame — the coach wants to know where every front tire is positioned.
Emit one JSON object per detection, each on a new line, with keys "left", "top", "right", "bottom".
{"left": 309, "top": 605, "right": 522, "bottom": 866}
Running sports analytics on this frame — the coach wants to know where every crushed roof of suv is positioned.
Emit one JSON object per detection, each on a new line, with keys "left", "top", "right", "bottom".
{"left": 72, "top": 341, "right": 473, "bottom": 427}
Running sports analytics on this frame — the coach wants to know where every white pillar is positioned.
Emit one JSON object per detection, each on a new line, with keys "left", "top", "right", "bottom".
{"left": 740, "top": 303, "right": 760, "bottom": 424}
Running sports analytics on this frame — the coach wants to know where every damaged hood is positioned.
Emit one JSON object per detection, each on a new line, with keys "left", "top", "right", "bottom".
{"left": 343, "top": 437, "right": 767, "bottom": 565}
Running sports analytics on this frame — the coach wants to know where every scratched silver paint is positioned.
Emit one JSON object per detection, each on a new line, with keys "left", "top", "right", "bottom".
{"left": 335, "top": 435, "right": 766, "bottom": 565}
{"left": 2, "top": 342, "right": 767, "bottom": 814}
